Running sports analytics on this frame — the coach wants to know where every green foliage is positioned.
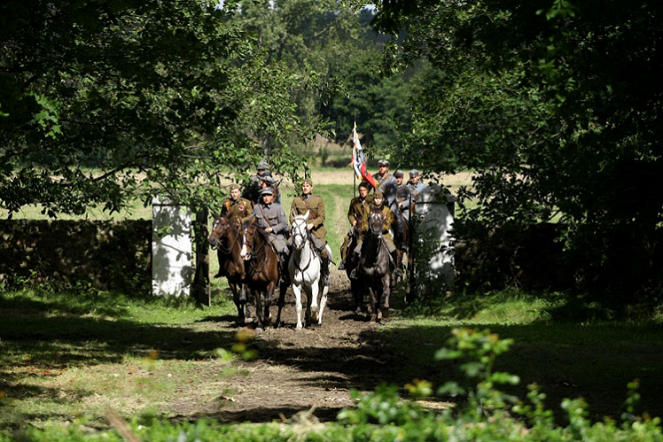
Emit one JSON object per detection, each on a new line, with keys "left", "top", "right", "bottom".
{"left": 369, "top": 0, "right": 663, "bottom": 303}
{"left": 0, "top": 0, "right": 316, "bottom": 217}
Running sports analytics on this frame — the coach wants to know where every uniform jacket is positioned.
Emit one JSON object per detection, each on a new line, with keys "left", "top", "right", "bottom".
{"left": 347, "top": 195, "right": 374, "bottom": 225}
{"left": 290, "top": 194, "right": 327, "bottom": 240}
{"left": 252, "top": 201, "right": 288, "bottom": 238}
{"left": 221, "top": 197, "right": 253, "bottom": 223}
{"left": 407, "top": 181, "right": 427, "bottom": 198}
{"left": 376, "top": 172, "right": 398, "bottom": 209}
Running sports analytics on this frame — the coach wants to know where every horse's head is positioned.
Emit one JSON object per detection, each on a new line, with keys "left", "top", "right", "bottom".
{"left": 239, "top": 220, "right": 257, "bottom": 261}
{"left": 208, "top": 216, "right": 231, "bottom": 248}
{"left": 290, "top": 211, "right": 310, "bottom": 250}
{"left": 368, "top": 210, "right": 384, "bottom": 237}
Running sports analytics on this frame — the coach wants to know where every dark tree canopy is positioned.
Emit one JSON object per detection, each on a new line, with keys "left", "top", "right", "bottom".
{"left": 0, "top": 0, "right": 312, "bottom": 216}
{"left": 368, "top": 0, "right": 663, "bottom": 300}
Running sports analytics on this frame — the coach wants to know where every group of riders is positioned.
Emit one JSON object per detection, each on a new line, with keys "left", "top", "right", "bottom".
{"left": 219, "top": 158, "right": 427, "bottom": 288}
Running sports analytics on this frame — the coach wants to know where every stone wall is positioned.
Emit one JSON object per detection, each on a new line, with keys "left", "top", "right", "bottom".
{"left": 0, "top": 220, "right": 151, "bottom": 291}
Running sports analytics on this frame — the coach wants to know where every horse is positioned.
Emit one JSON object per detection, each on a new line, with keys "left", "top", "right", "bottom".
{"left": 289, "top": 212, "right": 332, "bottom": 330}
{"left": 343, "top": 226, "right": 365, "bottom": 315}
{"left": 208, "top": 216, "right": 251, "bottom": 325}
{"left": 239, "top": 221, "right": 286, "bottom": 329}
{"left": 358, "top": 210, "right": 392, "bottom": 322}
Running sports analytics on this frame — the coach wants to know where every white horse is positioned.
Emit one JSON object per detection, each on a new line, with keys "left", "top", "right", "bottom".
{"left": 289, "top": 211, "right": 332, "bottom": 330}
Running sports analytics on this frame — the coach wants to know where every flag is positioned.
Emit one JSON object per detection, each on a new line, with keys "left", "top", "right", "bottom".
{"left": 352, "top": 123, "right": 377, "bottom": 188}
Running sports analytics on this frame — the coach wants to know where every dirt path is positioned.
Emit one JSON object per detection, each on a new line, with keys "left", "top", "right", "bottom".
{"left": 179, "top": 270, "right": 404, "bottom": 423}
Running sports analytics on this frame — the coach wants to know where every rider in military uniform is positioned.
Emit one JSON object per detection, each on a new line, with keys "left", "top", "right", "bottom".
{"left": 221, "top": 183, "right": 253, "bottom": 223}
{"left": 259, "top": 175, "right": 282, "bottom": 205}
{"left": 407, "top": 169, "right": 427, "bottom": 198}
{"left": 339, "top": 181, "right": 373, "bottom": 270}
{"left": 349, "top": 190, "right": 397, "bottom": 279}
{"left": 252, "top": 186, "right": 289, "bottom": 283}
{"left": 375, "top": 159, "right": 397, "bottom": 211}
{"left": 245, "top": 160, "right": 274, "bottom": 203}
{"left": 288, "top": 178, "right": 331, "bottom": 286}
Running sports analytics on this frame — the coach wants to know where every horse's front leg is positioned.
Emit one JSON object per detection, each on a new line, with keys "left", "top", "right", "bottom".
{"left": 381, "top": 273, "right": 391, "bottom": 320}
{"left": 309, "top": 282, "right": 320, "bottom": 324}
{"left": 252, "top": 287, "right": 265, "bottom": 330}
{"left": 292, "top": 283, "right": 304, "bottom": 330}
{"left": 229, "top": 281, "right": 245, "bottom": 326}
{"left": 317, "top": 281, "right": 328, "bottom": 326}
{"left": 274, "top": 281, "right": 288, "bottom": 328}
{"left": 367, "top": 284, "right": 378, "bottom": 322}
{"left": 264, "top": 281, "right": 276, "bottom": 326}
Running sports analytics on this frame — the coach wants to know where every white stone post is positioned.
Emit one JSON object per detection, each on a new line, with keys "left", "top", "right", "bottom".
{"left": 152, "top": 196, "right": 193, "bottom": 297}
{"left": 411, "top": 184, "right": 455, "bottom": 295}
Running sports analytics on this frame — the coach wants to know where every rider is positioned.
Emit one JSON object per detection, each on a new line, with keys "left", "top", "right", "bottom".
{"left": 349, "top": 190, "right": 397, "bottom": 280}
{"left": 258, "top": 175, "right": 282, "bottom": 205}
{"left": 251, "top": 186, "right": 290, "bottom": 284}
{"left": 245, "top": 160, "right": 274, "bottom": 203}
{"left": 288, "top": 178, "right": 331, "bottom": 286}
{"left": 375, "top": 159, "right": 397, "bottom": 213}
{"left": 407, "top": 169, "right": 427, "bottom": 198}
{"left": 221, "top": 183, "right": 253, "bottom": 223}
{"left": 339, "top": 181, "right": 373, "bottom": 270}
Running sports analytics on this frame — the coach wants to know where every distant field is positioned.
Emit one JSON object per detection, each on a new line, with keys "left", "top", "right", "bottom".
{"left": 1, "top": 171, "right": 473, "bottom": 221}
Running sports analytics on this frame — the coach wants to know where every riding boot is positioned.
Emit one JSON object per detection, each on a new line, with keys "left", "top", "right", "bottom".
{"left": 320, "top": 255, "right": 330, "bottom": 286}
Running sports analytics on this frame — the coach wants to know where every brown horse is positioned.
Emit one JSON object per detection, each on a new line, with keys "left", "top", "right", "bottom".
{"left": 239, "top": 221, "right": 287, "bottom": 329}
{"left": 208, "top": 216, "right": 251, "bottom": 325}
{"left": 344, "top": 227, "right": 365, "bottom": 315}
{"left": 358, "top": 210, "right": 392, "bottom": 322}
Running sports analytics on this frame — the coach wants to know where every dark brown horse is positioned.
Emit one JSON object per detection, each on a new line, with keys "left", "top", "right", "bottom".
{"left": 344, "top": 227, "right": 365, "bottom": 315}
{"left": 358, "top": 210, "right": 392, "bottom": 322}
{"left": 208, "top": 216, "right": 251, "bottom": 325}
{"left": 239, "top": 221, "right": 287, "bottom": 329}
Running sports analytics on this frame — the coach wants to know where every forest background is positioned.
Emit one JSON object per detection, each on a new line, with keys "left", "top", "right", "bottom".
{"left": 2, "top": 0, "right": 663, "bottom": 307}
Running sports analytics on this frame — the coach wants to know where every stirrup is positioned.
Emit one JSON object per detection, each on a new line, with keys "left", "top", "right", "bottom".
{"left": 338, "top": 260, "right": 346, "bottom": 270}
{"left": 350, "top": 268, "right": 358, "bottom": 280}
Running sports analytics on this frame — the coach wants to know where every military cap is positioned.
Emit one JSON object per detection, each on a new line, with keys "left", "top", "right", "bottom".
{"left": 374, "top": 190, "right": 384, "bottom": 198}
{"left": 229, "top": 183, "right": 241, "bottom": 191}
{"left": 378, "top": 159, "right": 390, "bottom": 167}
{"left": 394, "top": 170, "right": 404, "bottom": 178}
{"left": 358, "top": 181, "right": 371, "bottom": 189}
{"left": 260, "top": 175, "right": 276, "bottom": 185}
{"left": 409, "top": 169, "right": 421, "bottom": 177}
{"left": 302, "top": 178, "right": 313, "bottom": 186}
{"left": 259, "top": 187, "right": 274, "bottom": 195}
{"left": 257, "top": 160, "right": 270, "bottom": 170}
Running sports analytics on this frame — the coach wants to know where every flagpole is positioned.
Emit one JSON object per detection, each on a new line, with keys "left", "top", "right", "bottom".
{"left": 353, "top": 120, "right": 356, "bottom": 198}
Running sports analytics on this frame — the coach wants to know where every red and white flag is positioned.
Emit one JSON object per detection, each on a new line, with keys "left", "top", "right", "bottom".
{"left": 352, "top": 123, "right": 376, "bottom": 188}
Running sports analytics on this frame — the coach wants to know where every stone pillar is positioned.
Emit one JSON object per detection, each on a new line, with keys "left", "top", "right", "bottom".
{"left": 411, "top": 184, "right": 455, "bottom": 297}
{"left": 152, "top": 197, "right": 193, "bottom": 297}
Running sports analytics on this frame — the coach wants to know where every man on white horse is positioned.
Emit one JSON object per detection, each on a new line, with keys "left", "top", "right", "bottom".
{"left": 289, "top": 178, "right": 331, "bottom": 287}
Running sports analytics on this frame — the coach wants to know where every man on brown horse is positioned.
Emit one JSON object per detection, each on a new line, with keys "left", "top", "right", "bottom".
{"left": 251, "top": 186, "right": 289, "bottom": 285}
{"left": 221, "top": 183, "right": 253, "bottom": 224}
{"left": 349, "top": 190, "right": 397, "bottom": 280}
{"left": 339, "top": 181, "right": 373, "bottom": 270}
{"left": 288, "top": 178, "right": 331, "bottom": 286}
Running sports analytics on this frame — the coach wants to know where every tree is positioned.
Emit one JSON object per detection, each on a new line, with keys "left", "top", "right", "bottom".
{"left": 368, "top": 0, "right": 663, "bottom": 301}
{"left": 0, "top": 0, "right": 313, "bottom": 217}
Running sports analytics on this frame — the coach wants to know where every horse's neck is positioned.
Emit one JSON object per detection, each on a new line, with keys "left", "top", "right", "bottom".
{"left": 363, "top": 233, "right": 383, "bottom": 264}
{"left": 293, "top": 238, "right": 314, "bottom": 263}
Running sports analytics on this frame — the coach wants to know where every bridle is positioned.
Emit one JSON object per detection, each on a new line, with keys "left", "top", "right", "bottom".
{"left": 209, "top": 217, "right": 240, "bottom": 255}
{"left": 291, "top": 217, "right": 313, "bottom": 274}
{"left": 241, "top": 223, "right": 269, "bottom": 273}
